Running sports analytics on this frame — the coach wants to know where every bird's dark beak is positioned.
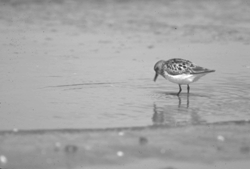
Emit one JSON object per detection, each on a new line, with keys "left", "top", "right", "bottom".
{"left": 154, "top": 73, "right": 158, "bottom": 82}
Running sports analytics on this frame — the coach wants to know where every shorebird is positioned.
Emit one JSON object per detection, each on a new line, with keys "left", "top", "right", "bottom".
{"left": 154, "top": 58, "right": 215, "bottom": 96}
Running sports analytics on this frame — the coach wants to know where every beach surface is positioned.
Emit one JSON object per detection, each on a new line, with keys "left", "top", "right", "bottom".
{"left": 0, "top": 0, "right": 250, "bottom": 168}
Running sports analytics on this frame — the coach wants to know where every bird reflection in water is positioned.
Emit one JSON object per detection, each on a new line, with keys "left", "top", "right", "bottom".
{"left": 152, "top": 94, "right": 206, "bottom": 127}
{"left": 178, "top": 94, "right": 189, "bottom": 108}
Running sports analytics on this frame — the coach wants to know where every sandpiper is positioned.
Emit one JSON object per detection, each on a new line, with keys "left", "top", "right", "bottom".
{"left": 154, "top": 58, "right": 215, "bottom": 96}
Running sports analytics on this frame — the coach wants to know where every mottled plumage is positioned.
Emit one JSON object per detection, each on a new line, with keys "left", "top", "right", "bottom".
{"left": 154, "top": 58, "right": 215, "bottom": 95}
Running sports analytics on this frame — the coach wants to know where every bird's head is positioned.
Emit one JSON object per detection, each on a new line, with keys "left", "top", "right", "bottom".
{"left": 153, "top": 60, "right": 165, "bottom": 82}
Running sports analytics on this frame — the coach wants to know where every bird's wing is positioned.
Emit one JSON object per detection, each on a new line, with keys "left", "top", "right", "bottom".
{"left": 189, "top": 65, "right": 215, "bottom": 74}
{"left": 164, "top": 58, "right": 194, "bottom": 75}
{"left": 164, "top": 58, "right": 215, "bottom": 75}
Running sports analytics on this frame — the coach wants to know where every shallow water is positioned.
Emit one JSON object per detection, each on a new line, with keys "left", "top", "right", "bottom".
{"left": 0, "top": 0, "right": 250, "bottom": 130}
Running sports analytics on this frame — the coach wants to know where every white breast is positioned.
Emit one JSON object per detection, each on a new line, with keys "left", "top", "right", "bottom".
{"left": 163, "top": 72, "right": 206, "bottom": 85}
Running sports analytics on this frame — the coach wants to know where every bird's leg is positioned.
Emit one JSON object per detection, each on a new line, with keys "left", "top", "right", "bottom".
{"left": 187, "top": 85, "right": 190, "bottom": 94}
{"left": 177, "top": 84, "right": 182, "bottom": 96}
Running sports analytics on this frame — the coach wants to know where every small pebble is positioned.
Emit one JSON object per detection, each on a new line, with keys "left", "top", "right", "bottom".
{"left": 240, "top": 146, "right": 250, "bottom": 154}
{"left": 139, "top": 137, "right": 148, "bottom": 145}
{"left": 55, "top": 142, "right": 61, "bottom": 148}
{"left": 84, "top": 145, "right": 92, "bottom": 150}
{"left": 0, "top": 155, "right": 7, "bottom": 164}
{"left": 13, "top": 128, "right": 19, "bottom": 132}
{"left": 117, "top": 151, "right": 124, "bottom": 157}
{"left": 118, "top": 131, "right": 124, "bottom": 136}
{"left": 54, "top": 142, "right": 62, "bottom": 151}
{"left": 147, "top": 45, "right": 154, "bottom": 49}
{"left": 216, "top": 146, "right": 224, "bottom": 151}
{"left": 65, "top": 145, "right": 78, "bottom": 154}
{"left": 217, "top": 135, "right": 225, "bottom": 141}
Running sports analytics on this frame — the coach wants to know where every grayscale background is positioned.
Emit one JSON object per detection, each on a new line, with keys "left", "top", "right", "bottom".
{"left": 0, "top": 0, "right": 250, "bottom": 168}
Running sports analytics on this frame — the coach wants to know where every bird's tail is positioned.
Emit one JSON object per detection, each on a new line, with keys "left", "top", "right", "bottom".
{"left": 190, "top": 66, "right": 215, "bottom": 74}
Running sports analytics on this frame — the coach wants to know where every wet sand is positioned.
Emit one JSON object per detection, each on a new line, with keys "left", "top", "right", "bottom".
{"left": 1, "top": 121, "right": 250, "bottom": 169}
{"left": 1, "top": 0, "right": 250, "bottom": 168}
